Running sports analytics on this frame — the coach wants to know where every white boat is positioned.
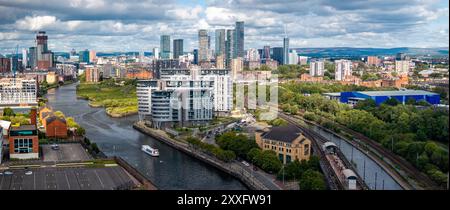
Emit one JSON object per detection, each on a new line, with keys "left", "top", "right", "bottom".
{"left": 141, "top": 145, "right": 159, "bottom": 157}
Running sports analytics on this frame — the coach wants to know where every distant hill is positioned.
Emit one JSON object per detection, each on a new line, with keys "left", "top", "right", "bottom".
{"left": 292, "top": 47, "right": 449, "bottom": 58}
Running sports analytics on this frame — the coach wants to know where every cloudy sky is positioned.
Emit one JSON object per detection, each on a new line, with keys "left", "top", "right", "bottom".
{"left": 0, "top": 0, "right": 448, "bottom": 54}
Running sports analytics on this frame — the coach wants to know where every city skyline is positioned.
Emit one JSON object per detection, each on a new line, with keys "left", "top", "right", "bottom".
{"left": 0, "top": 0, "right": 449, "bottom": 54}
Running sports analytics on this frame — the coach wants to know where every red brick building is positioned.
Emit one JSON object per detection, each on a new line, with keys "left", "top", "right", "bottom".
{"left": 45, "top": 116, "right": 68, "bottom": 138}
{"left": 9, "top": 125, "right": 39, "bottom": 159}
{"left": 0, "top": 57, "right": 11, "bottom": 74}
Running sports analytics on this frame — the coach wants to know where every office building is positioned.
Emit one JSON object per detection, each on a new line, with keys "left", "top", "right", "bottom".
{"left": 0, "top": 56, "right": 11, "bottom": 74}
{"left": 36, "top": 31, "right": 48, "bottom": 61}
{"left": 215, "top": 29, "right": 226, "bottom": 56}
{"left": 198, "top": 29, "right": 210, "bottom": 62}
{"left": 28, "top": 47, "right": 37, "bottom": 70}
{"left": 255, "top": 125, "right": 312, "bottom": 164}
{"left": 0, "top": 78, "right": 37, "bottom": 109}
{"left": 153, "top": 47, "right": 160, "bottom": 59}
{"left": 262, "top": 46, "right": 271, "bottom": 60}
{"left": 160, "top": 35, "right": 171, "bottom": 59}
{"left": 173, "top": 39, "right": 184, "bottom": 59}
{"left": 9, "top": 125, "right": 39, "bottom": 159}
{"left": 193, "top": 49, "right": 198, "bottom": 65}
{"left": 271, "top": 47, "right": 284, "bottom": 65}
{"left": 79, "top": 50, "right": 90, "bottom": 63}
{"left": 335, "top": 59, "right": 352, "bottom": 81}
{"left": 22, "top": 48, "right": 28, "bottom": 68}
{"left": 225, "top": 29, "right": 235, "bottom": 67}
{"left": 283, "top": 37, "right": 289, "bottom": 65}
{"left": 235, "top": 21, "right": 245, "bottom": 58}
{"left": 395, "top": 60, "right": 410, "bottom": 74}
{"left": 35, "top": 31, "right": 54, "bottom": 70}
{"left": 310, "top": 60, "right": 324, "bottom": 77}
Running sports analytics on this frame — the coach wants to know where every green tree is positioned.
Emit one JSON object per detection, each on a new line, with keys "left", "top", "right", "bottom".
{"left": 299, "top": 169, "right": 326, "bottom": 190}
{"left": 383, "top": 98, "right": 400, "bottom": 106}
{"left": 2, "top": 107, "right": 15, "bottom": 116}
{"left": 354, "top": 99, "right": 377, "bottom": 112}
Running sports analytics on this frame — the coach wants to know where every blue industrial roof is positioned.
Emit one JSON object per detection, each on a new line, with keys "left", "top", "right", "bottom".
{"left": 357, "top": 90, "right": 439, "bottom": 97}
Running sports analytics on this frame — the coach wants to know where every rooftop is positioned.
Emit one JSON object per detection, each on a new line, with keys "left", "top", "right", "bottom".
{"left": 357, "top": 90, "right": 439, "bottom": 97}
{"left": 10, "top": 124, "right": 36, "bottom": 131}
{"left": 262, "top": 124, "right": 302, "bottom": 143}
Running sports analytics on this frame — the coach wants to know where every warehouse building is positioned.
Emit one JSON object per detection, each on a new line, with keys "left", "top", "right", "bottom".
{"left": 325, "top": 90, "right": 440, "bottom": 106}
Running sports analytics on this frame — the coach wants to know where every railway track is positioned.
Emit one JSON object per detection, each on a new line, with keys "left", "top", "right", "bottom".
{"left": 279, "top": 112, "right": 368, "bottom": 190}
{"left": 286, "top": 112, "right": 439, "bottom": 189}
{"left": 329, "top": 120, "right": 438, "bottom": 189}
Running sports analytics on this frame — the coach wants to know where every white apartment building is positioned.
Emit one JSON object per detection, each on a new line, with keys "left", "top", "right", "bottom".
{"left": 0, "top": 78, "right": 37, "bottom": 109}
{"left": 137, "top": 80, "right": 159, "bottom": 120}
{"left": 151, "top": 80, "right": 214, "bottom": 128}
{"left": 335, "top": 59, "right": 352, "bottom": 81}
{"left": 288, "top": 50, "right": 299, "bottom": 65}
{"left": 199, "top": 68, "right": 232, "bottom": 113}
{"left": 310, "top": 60, "right": 324, "bottom": 77}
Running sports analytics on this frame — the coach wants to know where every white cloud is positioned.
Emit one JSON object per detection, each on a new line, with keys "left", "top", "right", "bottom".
{"left": 16, "top": 15, "right": 57, "bottom": 31}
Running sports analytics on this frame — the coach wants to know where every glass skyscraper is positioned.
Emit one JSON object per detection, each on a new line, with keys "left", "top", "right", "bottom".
{"left": 283, "top": 37, "right": 289, "bottom": 65}
{"left": 225, "top": 29, "right": 235, "bottom": 68}
{"left": 173, "top": 39, "right": 183, "bottom": 59}
{"left": 272, "top": 47, "right": 284, "bottom": 65}
{"left": 160, "top": 35, "right": 171, "bottom": 59}
{"left": 215, "top": 29, "right": 226, "bottom": 57}
{"left": 234, "top": 21, "right": 244, "bottom": 58}
{"left": 198, "top": 29, "right": 210, "bottom": 62}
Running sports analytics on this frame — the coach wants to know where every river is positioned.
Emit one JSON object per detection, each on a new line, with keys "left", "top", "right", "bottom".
{"left": 45, "top": 83, "right": 247, "bottom": 190}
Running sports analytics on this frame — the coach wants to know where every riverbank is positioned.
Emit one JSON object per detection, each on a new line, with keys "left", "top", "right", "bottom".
{"left": 133, "top": 120, "right": 280, "bottom": 190}
{"left": 76, "top": 80, "right": 138, "bottom": 118}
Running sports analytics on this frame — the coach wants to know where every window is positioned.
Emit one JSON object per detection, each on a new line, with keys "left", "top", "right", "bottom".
{"left": 304, "top": 144, "right": 310, "bottom": 156}
{"left": 13, "top": 138, "right": 33, "bottom": 153}
{"left": 286, "top": 155, "right": 291, "bottom": 163}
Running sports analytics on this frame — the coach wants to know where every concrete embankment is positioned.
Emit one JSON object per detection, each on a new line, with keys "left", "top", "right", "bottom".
{"left": 132, "top": 121, "right": 272, "bottom": 190}
{"left": 113, "top": 156, "right": 158, "bottom": 190}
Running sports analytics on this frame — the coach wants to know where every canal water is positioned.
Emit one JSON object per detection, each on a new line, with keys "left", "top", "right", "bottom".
{"left": 308, "top": 125, "right": 403, "bottom": 190}
{"left": 45, "top": 83, "right": 247, "bottom": 190}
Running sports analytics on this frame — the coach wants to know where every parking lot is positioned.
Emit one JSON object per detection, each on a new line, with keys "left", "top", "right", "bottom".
{"left": 0, "top": 166, "right": 138, "bottom": 190}
{"left": 42, "top": 143, "right": 92, "bottom": 162}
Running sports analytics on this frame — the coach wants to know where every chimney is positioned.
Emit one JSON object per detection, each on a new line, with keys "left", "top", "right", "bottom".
{"left": 30, "top": 108, "right": 37, "bottom": 126}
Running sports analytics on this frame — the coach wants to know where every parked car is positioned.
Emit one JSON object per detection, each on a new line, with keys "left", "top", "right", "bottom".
{"left": 25, "top": 171, "right": 33, "bottom": 175}
{"left": 51, "top": 144, "right": 59, "bottom": 150}
{"left": 241, "top": 161, "right": 250, "bottom": 167}
{"left": 4, "top": 171, "right": 13, "bottom": 175}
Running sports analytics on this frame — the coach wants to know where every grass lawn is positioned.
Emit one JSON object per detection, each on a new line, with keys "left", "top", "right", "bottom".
{"left": 76, "top": 79, "right": 138, "bottom": 117}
